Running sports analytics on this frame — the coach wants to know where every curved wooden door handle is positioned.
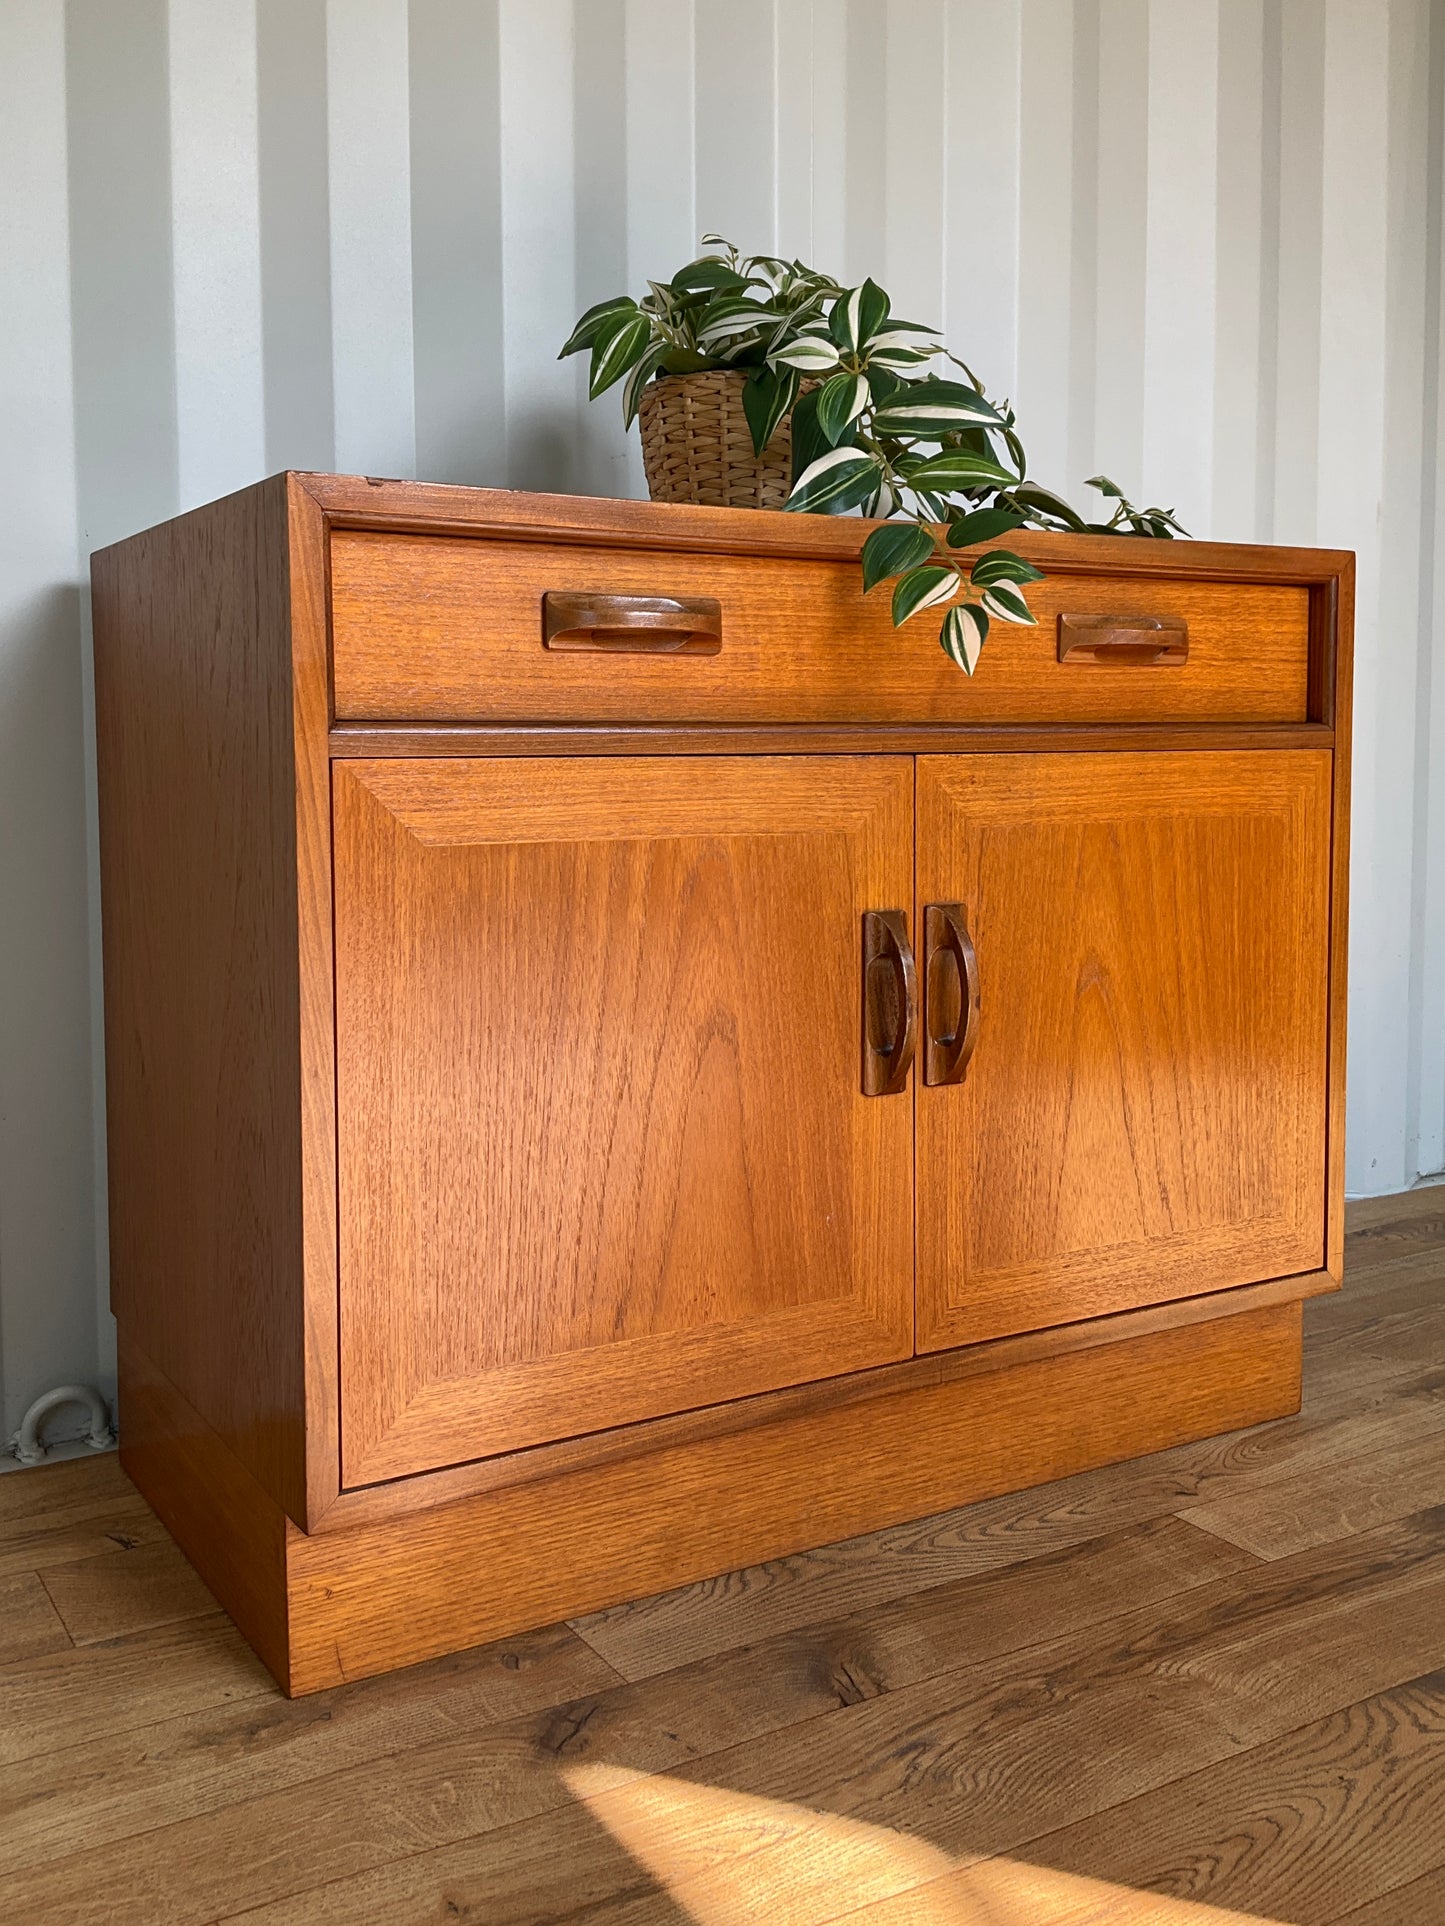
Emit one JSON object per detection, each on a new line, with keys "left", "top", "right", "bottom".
{"left": 923, "top": 902, "right": 980, "bottom": 1087}
{"left": 543, "top": 591, "right": 722, "bottom": 654}
{"left": 861, "top": 910, "right": 918, "bottom": 1097}
{"left": 1057, "top": 613, "right": 1188, "bottom": 664}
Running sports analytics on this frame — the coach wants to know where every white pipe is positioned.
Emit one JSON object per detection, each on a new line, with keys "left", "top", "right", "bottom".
{"left": 9, "top": 1385, "right": 114, "bottom": 1466}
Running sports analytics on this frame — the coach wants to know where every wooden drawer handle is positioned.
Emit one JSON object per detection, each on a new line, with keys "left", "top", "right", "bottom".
{"left": 861, "top": 911, "right": 918, "bottom": 1097}
{"left": 1057, "top": 613, "right": 1188, "bottom": 664}
{"left": 923, "top": 903, "right": 980, "bottom": 1087}
{"left": 543, "top": 591, "right": 722, "bottom": 655}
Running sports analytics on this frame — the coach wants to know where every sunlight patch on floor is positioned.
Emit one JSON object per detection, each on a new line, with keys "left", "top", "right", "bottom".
{"left": 562, "top": 1762, "right": 1283, "bottom": 1926}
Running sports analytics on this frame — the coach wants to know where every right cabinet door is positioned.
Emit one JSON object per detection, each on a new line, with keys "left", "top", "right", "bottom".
{"left": 916, "top": 749, "right": 1332, "bottom": 1348}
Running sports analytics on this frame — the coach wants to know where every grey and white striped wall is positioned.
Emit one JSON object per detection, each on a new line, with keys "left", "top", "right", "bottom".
{"left": 1, "top": 0, "right": 1442, "bottom": 1441}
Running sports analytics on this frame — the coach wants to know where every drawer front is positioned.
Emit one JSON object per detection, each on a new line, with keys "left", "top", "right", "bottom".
{"left": 330, "top": 530, "right": 1313, "bottom": 727}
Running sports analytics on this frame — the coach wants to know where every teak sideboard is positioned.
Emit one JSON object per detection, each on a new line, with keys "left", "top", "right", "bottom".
{"left": 92, "top": 474, "right": 1353, "bottom": 1695}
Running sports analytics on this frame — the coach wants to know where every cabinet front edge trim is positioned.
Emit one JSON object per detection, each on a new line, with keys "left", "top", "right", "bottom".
{"left": 328, "top": 722, "right": 1336, "bottom": 760}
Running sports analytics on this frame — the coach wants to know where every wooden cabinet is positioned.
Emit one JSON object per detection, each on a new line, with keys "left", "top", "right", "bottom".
{"left": 92, "top": 475, "right": 1353, "bottom": 1694}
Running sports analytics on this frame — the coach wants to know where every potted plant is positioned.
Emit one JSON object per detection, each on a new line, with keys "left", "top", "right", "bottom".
{"left": 562, "top": 236, "right": 1185, "bottom": 673}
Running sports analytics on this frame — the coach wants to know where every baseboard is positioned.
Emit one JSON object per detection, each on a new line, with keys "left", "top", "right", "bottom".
{"left": 120, "top": 1302, "right": 1302, "bottom": 1698}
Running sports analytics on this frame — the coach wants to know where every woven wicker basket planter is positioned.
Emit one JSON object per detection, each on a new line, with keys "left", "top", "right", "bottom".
{"left": 638, "top": 369, "right": 806, "bottom": 510}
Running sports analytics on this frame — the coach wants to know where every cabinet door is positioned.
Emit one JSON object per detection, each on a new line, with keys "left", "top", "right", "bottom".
{"left": 917, "top": 750, "right": 1332, "bottom": 1348}
{"left": 334, "top": 756, "right": 915, "bottom": 1486}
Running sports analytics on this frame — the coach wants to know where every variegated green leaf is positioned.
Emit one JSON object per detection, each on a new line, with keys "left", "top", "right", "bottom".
{"left": 670, "top": 257, "right": 755, "bottom": 296}
{"left": 788, "top": 385, "right": 836, "bottom": 484}
{"left": 945, "top": 507, "right": 1027, "bottom": 548}
{"left": 891, "top": 376, "right": 995, "bottom": 408}
{"left": 588, "top": 311, "right": 654, "bottom": 399}
{"left": 968, "top": 549, "right": 1044, "bottom": 588}
{"left": 870, "top": 323, "right": 940, "bottom": 342}
{"left": 785, "top": 446, "right": 886, "bottom": 515}
{"left": 560, "top": 296, "right": 638, "bottom": 359}
{"left": 868, "top": 326, "right": 941, "bottom": 355}
{"left": 769, "top": 334, "right": 840, "bottom": 373}
{"left": 828, "top": 277, "right": 888, "bottom": 354}
{"left": 864, "top": 479, "right": 899, "bottom": 520}
{"left": 717, "top": 335, "right": 767, "bottom": 364}
{"left": 891, "top": 563, "right": 960, "bottom": 626}
{"left": 741, "top": 365, "right": 799, "bottom": 455}
{"left": 766, "top": 296, "right": 824, "bottom": 351}
{"left": 827, "top": 291, "right": 853, "bottom": 353}
{"left": 866, "top": 364, "right": 904, "bottom": 407}
{"left": 816, "top": 370, "right": 870, "bottom": 444}
{"left": 867, "top": 348, "right": 939, "bottom": 374}
{"left": 902, "top": 448, "right": 1018, "bottom": 491}
{"left": 980, "top": 578, "right": 1036, "bottom": 624}
{"left": 866, "top": 323, "right": 941, "bottom": 369}
{"left": 1010, "top": 483, "right": 1087, "bottom": 530}
{"left": 870, "top": 379, "right": 1002, "bottom": 438}
{"left": 622, "top": 338, "right": 669, "bottom": 426}
{"left": 855, "top": 277, "right": 890, "bottom": 348}
{"left": 940, "top": 603, "right": 988, "bottom": 674}
{"left": 860, "top": 520, "right": 936, "bottom": 593}
{"left": 694, "top": 296, "right": 778, "bottom": 348}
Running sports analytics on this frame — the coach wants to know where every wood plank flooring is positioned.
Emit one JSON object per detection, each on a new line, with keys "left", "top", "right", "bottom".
{"left": 1, "top": 1187, "right": 1442, "bottom": 1925}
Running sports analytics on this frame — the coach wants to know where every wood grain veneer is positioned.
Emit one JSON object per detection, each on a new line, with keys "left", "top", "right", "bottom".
{"left": 332, "top": 754, "right": 915, "bottom": 1485}
{"left": 93, "top": 478, "right": 315, "bottom": 1526}
{"left": 916, "top": 749, "right": 1333, "bottom": 1346}
{"left": 329, "top": 529, "right": 1313, "bottom": 727}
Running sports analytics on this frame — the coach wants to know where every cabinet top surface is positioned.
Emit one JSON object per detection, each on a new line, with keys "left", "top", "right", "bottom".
{"left": 296, "top": 474, "right": 1355, "bottom": 584}
{"left": 95, "top": 471, "right": 1355, "bottom": 588}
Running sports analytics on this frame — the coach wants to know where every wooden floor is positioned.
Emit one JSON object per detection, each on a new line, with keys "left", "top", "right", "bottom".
{"left": 2, "top": 1192, "right": 1444, "bottom": 1924}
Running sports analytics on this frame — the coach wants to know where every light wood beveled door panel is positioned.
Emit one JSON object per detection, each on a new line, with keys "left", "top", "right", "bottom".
{"left": 917, "top": 750, "right": 1332, "bottom": 1348}
{"left": 333, "top": 756, "right": 915, "bottom": 1486}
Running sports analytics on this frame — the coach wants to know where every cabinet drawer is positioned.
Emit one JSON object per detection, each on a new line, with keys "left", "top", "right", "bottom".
{"left": 330, "top": 529, "right": 1313, "bottom": 727}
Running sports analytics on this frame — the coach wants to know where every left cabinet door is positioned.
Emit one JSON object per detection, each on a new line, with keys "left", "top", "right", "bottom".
{"left": 333, "top": 755, "right": 916, "bottom": 1486}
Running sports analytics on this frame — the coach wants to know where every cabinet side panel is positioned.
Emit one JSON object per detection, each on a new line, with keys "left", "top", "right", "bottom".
{"left": 92, "top": 477, "right": 309, "bottom": 1522}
